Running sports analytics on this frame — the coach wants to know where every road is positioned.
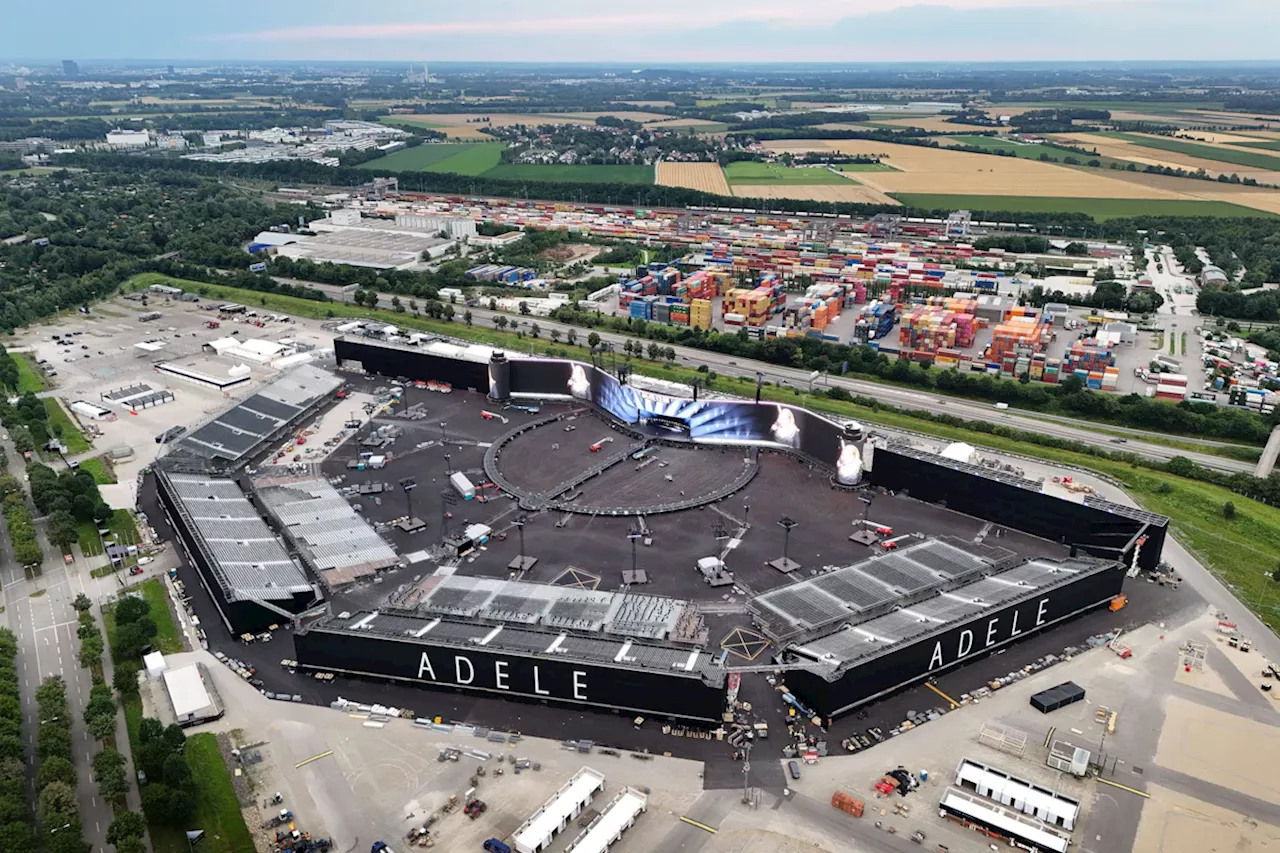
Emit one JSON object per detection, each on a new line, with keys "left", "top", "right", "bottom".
{"left": 0, "top": 434, "right": 153, "bottom": 853}
{"left": 261, "top": 274, "right": 1254, "bottom": 473}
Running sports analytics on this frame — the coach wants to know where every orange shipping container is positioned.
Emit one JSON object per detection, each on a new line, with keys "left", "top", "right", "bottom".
{"left": 832, "top": 792, "right": 864, "bottom": 817}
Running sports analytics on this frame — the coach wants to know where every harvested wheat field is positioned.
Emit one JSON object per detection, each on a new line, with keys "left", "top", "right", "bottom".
{"left": 877, "top": 116, "right": 995, "bottom": 133}
{"left": 644, "top": 117, "right": 725, "bottom": 128}
{"left": 731, "top": 184, "right": 900, "bottom": 205}
{"left": 764, "top": 139, "right": 1186, "bottom": 198}
{"left": 1080, "top": 169, "right": 1280, "bottom": 215}
{"left": 656, "top": 162, "right": 731, "bottom": 195}
{"left": 618, "top": 100, "right": 677, "bottom": 108}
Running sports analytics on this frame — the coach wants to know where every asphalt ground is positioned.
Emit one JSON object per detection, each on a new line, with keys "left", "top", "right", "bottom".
{"left": 139, "top": 377, "right": 1204, "bottom": 793}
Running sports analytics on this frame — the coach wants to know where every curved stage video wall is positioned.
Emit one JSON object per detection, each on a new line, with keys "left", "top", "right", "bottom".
{"left": 334, "top": 338, "right": 862, "bottom": 481}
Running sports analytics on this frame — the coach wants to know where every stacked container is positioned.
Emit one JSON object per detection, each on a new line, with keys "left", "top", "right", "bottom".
{"left": 690, "top": 299, "right": 713, "bottom": 330}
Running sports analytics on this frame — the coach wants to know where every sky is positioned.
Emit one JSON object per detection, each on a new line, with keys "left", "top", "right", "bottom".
{"left": 3, "top": 0, "right": 1279, "bottom": 64}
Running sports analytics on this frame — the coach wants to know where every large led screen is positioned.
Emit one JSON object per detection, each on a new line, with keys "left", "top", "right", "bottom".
{"left": 509, "top": 358, "right": 857, "bottom": 473}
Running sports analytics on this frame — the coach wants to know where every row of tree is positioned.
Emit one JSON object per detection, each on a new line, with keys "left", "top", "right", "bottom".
{"left": 35, "top": 677, "right": 88, "bottom": 853}
{"left": 0, "top": 474, "right": 40, "bottom": 568}
{"left": 0, "top": 629, "right": 33, "bottom": 853}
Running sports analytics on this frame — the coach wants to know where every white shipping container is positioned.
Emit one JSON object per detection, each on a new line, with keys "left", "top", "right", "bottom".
{"left": 450, "top": 471, "right": 475, "bottom": 499}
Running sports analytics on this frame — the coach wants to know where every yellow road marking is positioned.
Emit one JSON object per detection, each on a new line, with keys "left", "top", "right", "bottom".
{"left": 679, "top": 816, "right": 718, "bottom": 833}
{"left": 295, "top": 750, "right": 333, "bottom": 769}
{"left": 1098, "top": 778, "right": 1149, "bottom": 798}
{"left": 925, "top": 681, "right": 959, "bottom": 709}
{"left": 1044, "top": 726, "right": 1056, "bottom": 749}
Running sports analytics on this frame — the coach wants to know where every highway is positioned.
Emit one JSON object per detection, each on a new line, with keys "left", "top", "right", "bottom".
{"left": 265, "top": 275, "right": 1255, "bottom": 474}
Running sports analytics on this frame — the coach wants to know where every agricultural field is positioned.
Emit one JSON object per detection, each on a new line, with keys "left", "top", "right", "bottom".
{"left": 764, "top": 139, "right": 1190, "bottom": 198}
{"left": 379, "top": 110, "right": 681, "bottom": 139}
{"left": 732, "top": 184, "right": 900, "bottom": 205}
{"left": 889, "top": 194, "right": 1275, "bottom": 219}
{"left": 1109, "top": 132, "right": 1280, "bottom": 171}
{"left": 356, "top": 142, "right": 504, "bottom": 175}
{"left": 723, "top": 161, "right": 853, "bottom": 185}
{"left": 482, "top": 163, "right": 654, "bottom": 184}
{"left": 939, "top": 134, "right": 1134, "bottom": 169}
{"left": 656, "top": 162, "right": 731, "bottom": 195}
{"left": 876, "top": 116, "right": 996, "bottom": 133}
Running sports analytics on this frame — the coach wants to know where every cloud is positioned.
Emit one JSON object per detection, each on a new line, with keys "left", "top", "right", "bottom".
{"left": 221, "top": 0, "right": 1129, "bottom": 42}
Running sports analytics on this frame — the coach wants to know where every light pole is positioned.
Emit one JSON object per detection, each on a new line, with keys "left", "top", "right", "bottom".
{"left": 443, "top": 452, "right": 453, "bottom": 475}
{"left": 400, "top": 477, "right": 417, "bottom": 525}
{"left": 754, "top": 371, "right": 764, "bottom": 403}
{"left": 779, "top": 516, "right": 797, "bottom": 564}
{"left": 627, "top": 525, "right": 642, "bottom": 577}
{"left": 439, "top": 421, "right": 448, "bottom": 445}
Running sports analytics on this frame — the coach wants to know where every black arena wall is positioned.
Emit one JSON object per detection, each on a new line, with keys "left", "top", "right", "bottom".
{"left": 785, "top": 567, "right": 1126, "bottom": 719}
{"left": 335, "top": 338, "right": 489, "bottom": 391}
{"left": 869, "top": 448, "right": 1166, "bottom": 571}
{"left": 294, "top": 628, "right": 727, "bottom": 722}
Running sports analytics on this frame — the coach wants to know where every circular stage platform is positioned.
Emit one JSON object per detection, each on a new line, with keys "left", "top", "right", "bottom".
{"left": 485, "top": 410, "right": 758, "bottom": 515}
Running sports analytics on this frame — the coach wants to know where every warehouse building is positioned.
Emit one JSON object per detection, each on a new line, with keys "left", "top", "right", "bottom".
{"left": 156, "top": 471, "right": 320, "bottom": 634}
{"left": 273, "top": 227, "right": 452, "bottom": 269}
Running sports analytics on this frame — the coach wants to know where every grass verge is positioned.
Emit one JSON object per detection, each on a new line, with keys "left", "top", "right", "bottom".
{"left": 888, "top": 194, "right": 1278, "bottom": 219}
{"left": 185, "top": 734, "right": 256, "bottom": 853}
{"left": 130, "top": 274, "right": 1280, "bottom": 631}
{"left": 78, "top": 509, "right": 139, "bottom": 557}
{"left": 11, "top": 353, "right": 46, "bottom": 393}
{"left": 43, "top": 398, "right": 91, "bottom": 453}
{"left": 78, "top": 456, "right": 118, "bottom": 485}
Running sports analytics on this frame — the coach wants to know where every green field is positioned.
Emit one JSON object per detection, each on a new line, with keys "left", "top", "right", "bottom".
{"left": 43, "top": 398, "right": 90, "bottom": 453}
{"left": 1233, "top": 139, "right": 1280, "bottom": 152}
{"left": 78, "top": 456, "right": 116, "bottom": 485}
{"left": 357, "top": 142, "right": 505, "bottom": 175}
{"left": 1111, "top": 133, "right": 1280, "bottom": 171}
{"left": 889, "top": 194, "right": 1278, "bottom": 220}
{"left": 10, "top": 354, "right": 45, "bottom": 393}
{"left": 945, "top": 134, "right": 1133, "bottom": 169}
{"left": 483, "top": 163, "right": 654, "bottom": 184}
{"left": 724, "top": 161, "right": 853, "bottom": 185}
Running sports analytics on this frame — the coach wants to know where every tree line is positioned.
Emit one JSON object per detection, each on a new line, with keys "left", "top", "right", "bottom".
{"left": 0, "top": 630, "right": 31, "bottom": 853}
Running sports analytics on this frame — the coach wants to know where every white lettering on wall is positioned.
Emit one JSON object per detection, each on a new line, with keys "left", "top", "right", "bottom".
{"left": 573, "top": 670, "right": 588, "bottom": 701}
{"left": 957, "top": 630, "right": 974, "bottom": 658}
{"left": 418, "top": 652, "right": 436, "bottom": 680}
{"left": 454, "top": 656, "right": 474, "bottom": 685}
{"left": 985, "top": 617, "right": 1000, "bottom": 648}
{"left": 1010, "top": 610, "right": 1022, "bottom": 636}
{"left": 533, "top": 666, "right": 550, "bottom": 695}
{"left": 1036, "top": 598, "right": 1050, "bottom": 627}
{"left": 928, "top": 642, "right": 944, "bottom": 671}
{"left": 494, "top": 660, "right": 509, "bottom": 690}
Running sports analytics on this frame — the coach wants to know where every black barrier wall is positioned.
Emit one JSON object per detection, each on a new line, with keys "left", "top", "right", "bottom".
{"left": 335, "top": 338, "right": 489, "bottom": 390}
{"left": 785, "top": 567, "right": 1125, "bottom": 719}
{"left": 868, "top": 448, "right": 1167, "bottom": 571}
{"left": 294, "top": 628, "right": 727, "bottom": 721}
